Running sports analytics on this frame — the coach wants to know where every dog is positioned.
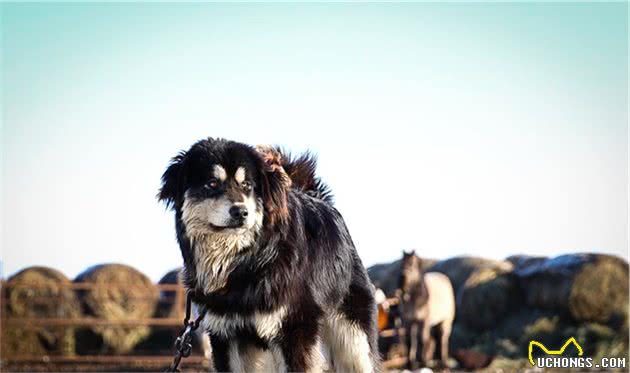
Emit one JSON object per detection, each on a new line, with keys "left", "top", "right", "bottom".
{"left": 158, "top": 138, "right": 380, "bottom": 372}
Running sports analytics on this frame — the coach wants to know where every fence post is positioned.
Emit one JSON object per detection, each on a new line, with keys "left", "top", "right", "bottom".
{"left": 174, "top": 284, "right": 184, "bottom": 320}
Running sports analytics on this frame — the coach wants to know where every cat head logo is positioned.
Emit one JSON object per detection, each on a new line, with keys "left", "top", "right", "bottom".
{"left": 528, "top": 337, "right": 584, "bottom": 366}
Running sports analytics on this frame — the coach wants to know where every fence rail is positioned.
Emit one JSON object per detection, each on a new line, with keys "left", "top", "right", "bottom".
{"left": 2, "top": 317, "right": 186, "bottom": 327}
{"left": 0, "top": 281, "right": 406, "bottom": 370}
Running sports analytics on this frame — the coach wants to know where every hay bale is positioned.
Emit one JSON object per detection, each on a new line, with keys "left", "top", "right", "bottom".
{"left": 450, "top": 307, "right": 563, "bottom": 359}
{"left": 569, "top": 255, "right": 629, "bottom": 323}
{"left": 506, "top": 255, "right": 547, "bottom": 271}
{"left": 451, "top": 303, "right": 629, "bottom": 362}
{"left": 368, "top": 256, "right": 437, "bottom": 297}
{"left": 155, "top": 268, "right": 183, "bottom": 318}
{"left": 427, "top": 256, "right": 513, "bottom": 295}
{"left": 75, "top": 264, "right": 158, "bottom": 354}
{"left": 134, "top": 268, "right": 185, "bottom": 355}
{"left": 519, "top": 312, "right": 628, "bottom": 361}
{"left": 367, "top": 259, "right": 401, "bottom": 296}
{"left": 2, "top": 266, "right": 80, "bottom": 357}
{"left": 421, "top": 258, "right": 438, "bottom": 271}
{"left": 457, "top": 267, "right": 521, "bottom": 331}
{"left": 514, "top": 254, "right": 628, "bottom": 323}
{"left": 138, "top": 268, "right": 212, "bottom": 356}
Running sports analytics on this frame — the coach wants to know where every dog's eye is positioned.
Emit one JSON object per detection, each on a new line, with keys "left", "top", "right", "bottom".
{"left": 205, "top": 179, "right": 220, "bottom": 190}
{"left": 242, "top": 181, "right": 252, "bottom": 192}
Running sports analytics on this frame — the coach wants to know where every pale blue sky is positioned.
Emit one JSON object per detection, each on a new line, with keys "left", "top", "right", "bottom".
{"left": 1, "top": 3, "right": 628, "bottom": 281}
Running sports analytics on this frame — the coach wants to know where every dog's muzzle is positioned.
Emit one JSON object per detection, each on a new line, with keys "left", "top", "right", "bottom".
{"left": 229, "top": 205, "right": 248, "bottom": 226}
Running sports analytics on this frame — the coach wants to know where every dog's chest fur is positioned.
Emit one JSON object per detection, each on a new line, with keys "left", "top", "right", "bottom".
{"left": 187, "top": 231, "right": 256, "bottom": 293}
{"left": 201, "top": 306, "right": 287, "bottom": 340}
{"left": 188, "top": 230, "right": 289, "bottom": 341}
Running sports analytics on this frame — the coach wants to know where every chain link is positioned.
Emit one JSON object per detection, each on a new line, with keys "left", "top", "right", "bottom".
{"left": 166, "top": 294, "right": 207, "bottom": 372}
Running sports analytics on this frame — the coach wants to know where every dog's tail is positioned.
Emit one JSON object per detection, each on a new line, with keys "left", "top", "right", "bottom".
{"left": 256, "top": 145, "right": 334, "bottom": 204}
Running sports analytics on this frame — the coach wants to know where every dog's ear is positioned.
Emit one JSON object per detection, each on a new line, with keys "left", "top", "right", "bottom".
{"left": 256, "top": 145, "right": 291, "bottom": 226}
{"left": 158, "top": 151, "right": 186, "bottom": 209}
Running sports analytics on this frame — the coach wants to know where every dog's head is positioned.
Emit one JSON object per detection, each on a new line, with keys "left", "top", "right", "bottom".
{"left": 158, "top": 138, "right": 291, "bottom": 239}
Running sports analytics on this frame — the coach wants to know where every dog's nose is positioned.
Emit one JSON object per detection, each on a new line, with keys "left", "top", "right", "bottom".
{"left": 229, "top": 205, "right": 248, "bottom": 221}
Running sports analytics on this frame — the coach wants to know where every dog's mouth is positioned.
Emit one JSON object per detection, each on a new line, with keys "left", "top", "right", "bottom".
{"left": 209, "top": 223, "right": 245, "bottom": 231}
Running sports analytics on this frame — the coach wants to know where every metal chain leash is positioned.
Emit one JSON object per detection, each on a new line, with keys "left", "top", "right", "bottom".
{"left": 166, "top": 295, "right": 207, "bottom": 372}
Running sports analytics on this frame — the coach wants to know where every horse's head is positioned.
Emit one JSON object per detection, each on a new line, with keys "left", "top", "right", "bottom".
{"left": 399, "top": 250, "right": 424, "bottom": 293}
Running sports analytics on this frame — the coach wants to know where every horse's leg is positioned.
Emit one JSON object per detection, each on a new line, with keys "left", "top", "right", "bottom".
{"left": 424, "top": 328, "right": 436, "bottom": 366}
{"left": 420, "top": 320, "right": 432, "bottom": 366}
{"left": 439, "top": 319, "right": 453, "bottom": 369}
{"left": 407, "top": 321, "right": 419, "bottom": 369}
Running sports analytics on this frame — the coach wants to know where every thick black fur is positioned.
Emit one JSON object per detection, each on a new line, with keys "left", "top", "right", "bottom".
{"left": 159, "top": 138, "right": 379, "bottom": 372}
{"left": 272, "top": 148, "right": 334, "bottom": 204}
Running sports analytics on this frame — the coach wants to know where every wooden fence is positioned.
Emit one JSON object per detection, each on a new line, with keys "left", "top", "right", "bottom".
{"left": 0, "top": 281, "right": 406, "bottom": 371}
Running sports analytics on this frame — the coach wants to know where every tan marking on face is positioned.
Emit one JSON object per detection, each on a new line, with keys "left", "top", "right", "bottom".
{"left": 213, "top": 165, "right": 227, "bottom": 181}
{"left": 235, "top": 166, "right": 246, "bottom": 184}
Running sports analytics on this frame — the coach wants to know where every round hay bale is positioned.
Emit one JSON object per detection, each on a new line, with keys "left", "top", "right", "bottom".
{"left": 568, "top": 255, "right": 628, "bottom": 323}
{"left": 367, "top": 259, "right": 401, "bottom": 297}
{"left": 134, "top": 268, "right": 183, "bottom": 354}
{"left": 75, "top": 264, "right": 158, "bottom": 354}
{"left": 427, "top": 256, "right": 513, "bottom": 295}
{"left": 134, "top": 268, "right": 210, "bottom": 356}
{"left": 137, "top": 268, "right": 211, "bottom": 356}
{"left": 457, "top": 267, "right": 521, "bottom": 331}
{"left": 156, "top": 268, "right": 183, "bottom": 318}
{"left": 506, "top": 255, "right": 547, "bottom": 271}
{"left": 515, "top": 254, "right": 628, "bottom": 323}
{"left": 2, "top": 266, "right": 80, "bottom": 357}
{"left": 450, "top": 307, "right": 561, "bottom": 359}
{"left": 159, "top": 268, "right": 180, "bottom": 286}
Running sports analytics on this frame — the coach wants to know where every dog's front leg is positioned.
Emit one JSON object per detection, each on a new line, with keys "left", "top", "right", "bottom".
{"left": 209, "top": 334, "right": 232, "bottom": 372}
{"left": 276, "top": 319, "right": 322, "bottom": 373}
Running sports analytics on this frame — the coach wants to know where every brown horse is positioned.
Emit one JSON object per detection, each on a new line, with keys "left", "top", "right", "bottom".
{"left": 398, "top": 251, "right": 455, "bottom": 369}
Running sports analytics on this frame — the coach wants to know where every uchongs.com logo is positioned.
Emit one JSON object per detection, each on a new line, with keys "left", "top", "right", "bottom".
{"left": 528, "top": 337, "right": 627, "bottom": 369}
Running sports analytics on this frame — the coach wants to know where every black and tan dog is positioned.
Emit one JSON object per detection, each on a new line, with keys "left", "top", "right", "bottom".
{"left": 159, "top": 138, "right": 380, "bottom": 372}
